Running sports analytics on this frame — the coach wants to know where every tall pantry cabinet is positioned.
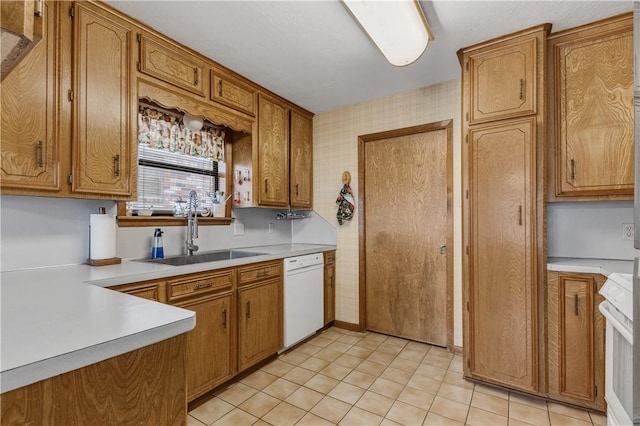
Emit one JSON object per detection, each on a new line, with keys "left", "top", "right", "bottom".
{"left": 459, "top": 24, "right": 550, "bottom": 394}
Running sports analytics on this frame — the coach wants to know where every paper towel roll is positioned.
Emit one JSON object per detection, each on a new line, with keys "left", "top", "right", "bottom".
{"left": 90, "top": 214, "right": 116, "bottom": 260}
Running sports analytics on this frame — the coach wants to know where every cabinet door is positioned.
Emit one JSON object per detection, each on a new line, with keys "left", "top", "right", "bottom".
{"left": 71, "top": 2, "right": 135, "bottom": 197}
{"left": 211, "top": 70, "right": 255, "bottom": 116}
{"left": 1, "top": 0, "right": 59, "bottom": 192}
{"left": 290, "top": 109, "right": 313, "bottom": 209}
{"left": 138, "top": 33, "right": 207, "bottom": 97}
{"left": 552, "top": 15, "right": 633, "bottom": 197}
{"left": 238, "top": 279, "right": 282, "bottom": 372}
{"left": 257, "top": 94, "right": 289, "bottom": 207}
{"left": 177, "top": 292, "right": 235, "bottom": 401}
{"left": 547, "top": 272, "right": 606, "bottom": 411}
{"left": 324, "top": 253, "right": 335, "bottom": 325}
{"left": 468, "top": 38, "right": 537, "bottom": 124}
{"left": 468, "top": 117, "right": 538, "bottom": 393}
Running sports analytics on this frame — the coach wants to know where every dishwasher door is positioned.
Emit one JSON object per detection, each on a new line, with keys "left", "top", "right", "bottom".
{"left": 283, "top": 255, "right": 324, "bottom": 349}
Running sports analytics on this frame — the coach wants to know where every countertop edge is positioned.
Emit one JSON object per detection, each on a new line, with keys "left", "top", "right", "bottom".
{"left": 547, "top": 257, "right": 634, "bottom": 276}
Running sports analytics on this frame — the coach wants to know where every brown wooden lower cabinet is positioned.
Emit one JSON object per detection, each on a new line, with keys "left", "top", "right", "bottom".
{"left": 546, "top": 271, "right": 606, "bottom": 411}
{"left": 0, "top": 335, "right": 187, "bottom": 425}
{"left": 324, "top": 250, "right": 336, "bottom": 325}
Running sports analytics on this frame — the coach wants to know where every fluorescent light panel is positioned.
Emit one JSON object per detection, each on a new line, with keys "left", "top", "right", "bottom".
{"left": 342, "top": 0, "right": 432, "bottom": 67}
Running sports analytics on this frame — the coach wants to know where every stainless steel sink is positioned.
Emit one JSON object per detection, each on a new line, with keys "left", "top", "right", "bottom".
{"left": 138, "top": 250, "right": 266, "bottom": 266}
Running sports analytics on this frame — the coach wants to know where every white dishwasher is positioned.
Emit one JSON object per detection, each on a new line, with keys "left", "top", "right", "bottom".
{"left": 283, "top": 253, "right": 324, "bottom": 349}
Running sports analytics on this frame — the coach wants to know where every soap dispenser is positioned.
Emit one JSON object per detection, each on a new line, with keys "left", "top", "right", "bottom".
{"left": 151, "top": 228, "right": 164, "bottom": 259}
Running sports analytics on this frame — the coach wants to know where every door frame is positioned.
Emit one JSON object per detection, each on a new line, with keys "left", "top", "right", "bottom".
{"left": 358, "top": 120, "right": 454, "bottom": 349}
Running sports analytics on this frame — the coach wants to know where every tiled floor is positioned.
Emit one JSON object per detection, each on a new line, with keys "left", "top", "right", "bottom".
{"left": 188, "top": 327, "right": 607, "bottom": 426}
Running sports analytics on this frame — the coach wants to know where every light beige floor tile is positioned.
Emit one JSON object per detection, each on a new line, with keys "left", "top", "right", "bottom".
{"left": 298, "top": 356, "right": 330, "bottom": 372}
{"left": 238, "top": 392, "right": 280, "bottom": 418}
{"left": 385, "top": 400, "right": 427, "bottom": 425}
{"left": 187, "top": 415, "right": 207, "bottom": 426}
{"left": 377, "top": 343, "right": 405, "bottom": 356}
{"left": 509, "top": 401, "right": 550, "bottom": 425}
{"left": 279, "top": 351, "right": 309, "bottom": 366}
{"left": 296, "top": 412, "right": 337, "bottom": 426}
{"left": 337, "top": 334, "right": 362, "bottom": 345}
{"left": 261, "top": 402, "right": 306, "bottom": 426}
{"left": 319, "top": 363, "right": 353, "bottom": 380}
{"left": 548, "top": 411, "right": 592, "bottom": 426}
{"left": 405, "top": 341, "right": 431, "bottom": 354}
{"left": 369, "top": 377, "right": 405, "bottom": 399}
{"left": 396, "top": 386, "right": 435, "bottom": 410}
{"left": 295, "top": 343, "right": 322, "bottom": 357}
{"left": 310, "top": 396, "right": 352, "bottom": 424}
{"left": 356, "top": 359, "right": 388, "bottom": 377}
{"left": 509, "top": 392, "right": 548, "bottom": 410}
{"left": 380, "top": 366, "right": 413, "bottom": 385}
{"left": 334, "top": 354, "right": 364, "bottom": 369}
{"left": 470, "top": 391, "right": 508, "bottom": 417}
{"left": 328, "top": 381, "right": 366, "bottom": 405}
{"left": 546, "top": 402, "right": 592, "bottom": 422}
{"left": 343, "top": 369, "right": 378, "bottom": 389}
{"left": 315, "top": 348, "right": 344, "bottom": 362}
{"left": 473, "top": 383, "right": 509, "bottom": 400}
{"left": 414, "top": 364, "right": 447, "bottom": 381}
{"left": 339, "top": 406, "right": 384, "bottom": 426}
{"left": 420, "top": 356, "right": 452, "bottom": 370}
{"left": 389, "top": 357, "right": 420, "bottom": 373}
{"left": 320, "top": 330, "right": 344, "bottom": 341}
{"left": 282, "top": 366, "right": 316, "bottom": 385}
{"left": 261, "top": 359, "right": 295, "bottom": 377}
{"left": 189, "top": 396, "right": 234, "bottom": 424}
{"left": 355, "top": 390, "right": 395, "bottom": 417}
{"left": 367, "top": 351, "right": 397, "bottom": 366}
{"left": 429, "top": 396, "right": 470, "bottom": 424}
{"left": 436, "top": 382, "right": 473, "bottom": 405}
{"left": 466, "top": 406, "right": 507, "bottom": 426}
{"left": 448, "top": 356, "right": 463, "bottom": 373}
{"left": 422, "top": 411, "right": 464, "bottom": 425}
{"left": 211, "top": 408, "right": 258, "bottom": 426}
{"left": 397, "top": 348, "right": 427, "bottom": 363}
{"left": 284, "top": 386, "right": 325, "bottom": 411}
{"left": 240, "top": 369, "right": 279, "bottom": 390}
{"left": 304, "top": 373, "right": 340, "bottom": 394}
{"left": 308, "top": 336, "right": 335, "bottom": 348}
{"left": 358, "top": 338, "right": 385, "bottom": 350}
{"left": 380, "top": 418, "right": 403, "bottom": 426}
{"left": 326, "top": 341, "right": 353, "bottom": 354}
{"left": 216, "top": 382, "right": 259, "bottom": 406}
{"left": 427, "top": 346, "right": 453, "bottom": 359}
{"left": 253, "top": 420, "right": 271, "bottom": 426}
{"left": 363, "top": 333, "right": 388, "bottom": 345}
{"left": 406, "top": 373, "right": 442, "bottom": 394}
{"left": 590, "top": 412, "right": 607, "bottom": 426}
{"left": 442, "top": 371, "right": 474, "bottom": 390}
{"left": 262, "top": 378, "right": 301, "bottom": 400}
{"left": 346, "top": 346, "right": 373, "bottom": 359}
{"left": 384, "top": 336, "right": 409, "bottom": 347}
{"left": 346, "top": 330, "right": 368, "bottom": 337}
{"left": 507, "top": 419, "right": 537, "bottom": 426}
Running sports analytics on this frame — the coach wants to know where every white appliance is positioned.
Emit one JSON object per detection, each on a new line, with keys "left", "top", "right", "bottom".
{"left": 599, "top": 273, "right": 634, "bottom": 426}
{"left": 283, "top": 253, "right": 324, "bottom": 349}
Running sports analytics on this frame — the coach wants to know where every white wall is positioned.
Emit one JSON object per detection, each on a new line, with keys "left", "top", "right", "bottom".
{"left": 547, "top": 201, "right": 636, "bottom": 260}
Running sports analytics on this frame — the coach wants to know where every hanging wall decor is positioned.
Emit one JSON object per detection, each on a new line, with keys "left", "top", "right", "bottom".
{"left": 336, "top": 171, "right": 355, "bottom": 225}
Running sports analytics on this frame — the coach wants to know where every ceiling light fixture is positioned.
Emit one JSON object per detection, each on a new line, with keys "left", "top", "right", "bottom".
{"left": 342, "top": 0, "right": 433, "bottom": 67}
{"left": 183, "top": 112, "right": 204, "bottom": 132}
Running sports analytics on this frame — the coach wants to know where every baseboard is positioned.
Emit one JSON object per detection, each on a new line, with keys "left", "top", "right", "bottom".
{"left": 450, "top": 344, "right": 463, "bottom": 355}
{"left": 332, "top": 320, "right": 363, "bottom": 332}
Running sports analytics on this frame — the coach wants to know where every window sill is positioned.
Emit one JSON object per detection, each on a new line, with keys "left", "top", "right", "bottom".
{"left": 117, "top": 216, "right": 233, "bottom": 227}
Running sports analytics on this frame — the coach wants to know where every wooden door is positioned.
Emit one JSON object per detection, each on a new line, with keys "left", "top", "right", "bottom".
{"left": 468, "top": 38, "right": 537, "bottom": 124}
{"left": 362, "top": 122, "right": 452, "bottom": 347}
{"left": 1, "top": 0, "right": 59, "bottom": 193}
{"left": 257, "top": 94, "right": 289, "bottom": 207}
{"left": 71, "top": 2, "right": 135, "bottom": 197}
{"left": 290, "top": 109, "right": 313, "bottom": 209}
{"left": 468, "top": 117, "right": 537, "bottom": 393}
{"left": 238, "top": 279, "right": 282, "bottom": 371}
{"left": 552, "top": 15, "right": 633, "bottom": 197}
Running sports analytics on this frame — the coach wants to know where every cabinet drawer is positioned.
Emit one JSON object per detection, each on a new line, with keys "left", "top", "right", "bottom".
{"left": 138, "top": 33, "right": 207, "bottom": 97}
{"left": 167, "top": 270, "right": 233, "bottom": 302}
{"left": 111, "top": 280, "right": 165, "bottom": 302}
{"left": 211, "top": 70, "right": 256, "bottom": 116}
{"left": 237, "top": 260, "right": 282, "bottom": 286}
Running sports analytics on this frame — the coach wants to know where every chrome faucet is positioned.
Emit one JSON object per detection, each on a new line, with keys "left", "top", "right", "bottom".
{"left": 185, "top": 190, "right": 199, "bottom": 256}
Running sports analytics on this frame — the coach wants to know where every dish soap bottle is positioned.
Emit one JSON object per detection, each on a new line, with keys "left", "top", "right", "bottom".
{"left": 151, "top": 228, "right": 164, "bottom": 259}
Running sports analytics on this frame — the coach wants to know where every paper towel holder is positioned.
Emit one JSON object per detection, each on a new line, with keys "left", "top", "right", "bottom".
{"left": 87, "top": 207, "right": 122, "bottom": 266}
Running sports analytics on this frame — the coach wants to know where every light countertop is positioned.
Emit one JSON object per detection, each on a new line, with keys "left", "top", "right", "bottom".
{"left": 1, "top": 243, "right": 335, "bottom": 394}
{"left": 547, "top": 257, "right": 634, "bottom": 276}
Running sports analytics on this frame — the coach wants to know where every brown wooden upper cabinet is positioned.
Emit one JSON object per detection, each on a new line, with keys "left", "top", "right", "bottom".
{"left": 289, "top": 108, "right": 313, "bottom": 209}
{"left": 71, "top": 1, "right": 136, "bottom": 198}
{"left": 549, "top": 13, "right": 633, "bottom": 199}
{"left": 210, "top": 68, "right": 256, "bottom": 116}
{"left": 257, "top": 93, "right": 290, "bottom": 208}
{"left": 1, "top": 0, "right": 44, "bottom": 80}
{"left": 467, "top": 38, "right": 537, "bottom": 124}
{"left": 137, "top": 32, "right": 207, "bottom": 97}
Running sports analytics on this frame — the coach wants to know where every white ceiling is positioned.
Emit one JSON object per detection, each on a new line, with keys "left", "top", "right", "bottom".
{"left": 105, "top": 0, "right": 633, "bottom": 114}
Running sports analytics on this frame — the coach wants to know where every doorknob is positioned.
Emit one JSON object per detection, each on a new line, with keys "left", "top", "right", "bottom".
{"left": 440, "top": 245, "right": 447, "bottom": 255}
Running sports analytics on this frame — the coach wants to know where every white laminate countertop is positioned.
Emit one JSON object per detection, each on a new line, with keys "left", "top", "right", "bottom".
{"left": 547, "top": 257, "right": 634, "bottom": 276}
{"left": 0, "top": 243, "right": 336, "bottom": 394}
